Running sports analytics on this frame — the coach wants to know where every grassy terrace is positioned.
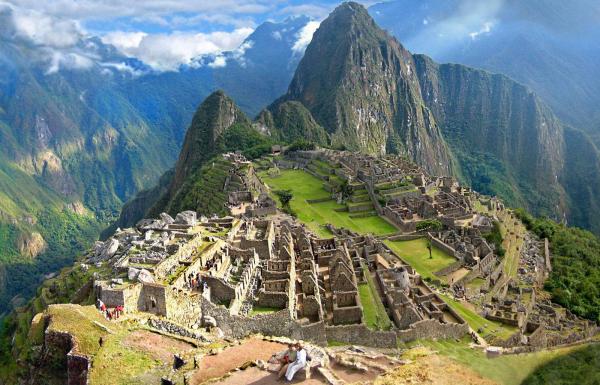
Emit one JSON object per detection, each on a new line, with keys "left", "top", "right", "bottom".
{"left": 385, "top": 238, "right": 517, "bottom": 340}
{"left": 259, "top": 169, "right": 396, "bottom": 237}
{"left": 249, "top": 306, "right": 279, "bottom": 317}
{"left": 359, "top": 263, "right": 392, "bottom": 330}
{"left": 384, "top": 238, "right": 456, "bottom": 281}
{"left": 403, "top": 337, "right": 595, "bottom": 385}
{"left": 439, "top": 294, "right": 517, "bottom": 340}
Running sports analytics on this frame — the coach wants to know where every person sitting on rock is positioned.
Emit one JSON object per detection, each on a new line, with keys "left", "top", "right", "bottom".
{"left": 285, "top": 343, "right": 307, "bottom": 382}
{"left": 277, "top": 344, "right": 297, "bottom": 379}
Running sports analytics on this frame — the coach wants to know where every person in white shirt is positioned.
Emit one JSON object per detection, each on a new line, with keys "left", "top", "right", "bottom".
{"left": 285, "top": 343, "right": 307, "bottom": 382}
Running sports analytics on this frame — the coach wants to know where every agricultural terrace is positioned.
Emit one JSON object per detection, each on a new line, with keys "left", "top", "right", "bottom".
{"left": 402, "top": 337, "right": 597, "bottom": 385}
{"left": 384, "top": 238, "right": 456, "bottom": 281}
{"left": 385, "top": 238, "right": 517, "bottom": 340}
{"left": 259, "top": 169, "right": 396, "bottom": 237}
{"left": 359, "top": 262, "right": 392, "bottom": 330}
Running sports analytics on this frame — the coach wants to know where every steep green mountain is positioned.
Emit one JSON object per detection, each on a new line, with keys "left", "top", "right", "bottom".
{"left": 256, "top": 101, "right": 328, "bottom": 145}
{"left": 413, "top": 55, "right": 567, "bottom": 218}
{"left": 169, "top": 91, "right": 250, "bottom": 194}
{"left": 370, "top": 0, "right": 600, "bottom": 142}
{"left": 109, "top": 91, "right": 272, "bottom": 230}
{"left": 263, "top": 2, "right": 600, "bottom": 234}
{"left": 268, "top": 2, "right": 453, "bottom": 176}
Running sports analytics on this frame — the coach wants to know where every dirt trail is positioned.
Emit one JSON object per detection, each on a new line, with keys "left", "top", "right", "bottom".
{"left": 211, "top": 366, "right": 326, "bottom": 385}
{"left": 122, "top": 330, "right": 195, "bottom": 364}
{"left": 189, "top": 339, "right": 286, "bottom": 385}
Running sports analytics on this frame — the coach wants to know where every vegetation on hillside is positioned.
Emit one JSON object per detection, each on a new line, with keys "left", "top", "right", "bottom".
{"left": 217, "top": 122, "right": 273, "bottom": 160}
{"left": 515, "top": 209, "right": 600, "bottom": 322}
{"left": 0, "top": 209, "right": 100, "bottom": 314}
{"left": 482, "top": 221, "right": 506, "bottom": 257}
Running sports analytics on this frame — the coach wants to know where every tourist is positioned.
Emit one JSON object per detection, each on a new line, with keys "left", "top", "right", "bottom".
{"left": 277, "top": 343, "right": 297, "bottom": 379}
{"left": 285, "top": 343, "right": 307, "bottom": 382}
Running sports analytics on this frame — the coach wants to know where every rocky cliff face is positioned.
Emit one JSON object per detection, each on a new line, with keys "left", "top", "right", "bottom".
{"left": 413, "top": 54, "right": 568, "bottom": 218}
{"left": 270, "top": 2, "right": 453, "bottom": 176}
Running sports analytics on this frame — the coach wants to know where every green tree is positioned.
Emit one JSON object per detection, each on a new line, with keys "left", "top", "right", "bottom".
{"left": 274, "top": 190, "right": 293, "bottom": 207}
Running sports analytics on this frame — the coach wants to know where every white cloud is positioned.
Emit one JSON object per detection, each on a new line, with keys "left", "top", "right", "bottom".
{"left": 278, "top": 4, "right": 331, "bottom": 19}
{"left": 469, "top": 21, "right": 494, "bottom": 39}
{"left": 292, "top": 20, "right": 320, "bottom": 54}
{"left": 101, "top": 28, "right": 253, "bottom": 71}
{"left": 5, "top": 3, "right": 82, "bottom": 47}
{"left": 46, "top": 50, "right": 95, "bottom": 74}
{"left": 208, "top": 55, "right": 227, "bottom": 68}
{"left": 99, "top": 61, "right": 144, "bottom": 76}
{"left": 7, "top": 0, "right": 273, "bottom": 23}
{"left": 102, "top": 31, "right": 147, "bottom": 50}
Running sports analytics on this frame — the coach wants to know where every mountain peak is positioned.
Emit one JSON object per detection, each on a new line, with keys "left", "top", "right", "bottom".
{"left": 170, "top": 90, "right": 248, "bottom": 192}
{"left": 277, "top": 0, "right": 452, "bottom": 175}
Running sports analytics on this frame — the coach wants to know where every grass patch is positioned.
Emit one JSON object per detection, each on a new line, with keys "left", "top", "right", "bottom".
{"left": 46, "top": 304, "right": 115, "bottom": 356}
{"left": 327, "top": 340, "right": 349, "bottom": 347}
{"left": 439, "top": 294, "right": 516, "bottom": 340}
{"left": 384, "top": 238, "right": 456, "bottom": 281}
{"left": 249, "top": 306, "right": 279, "bottom": 317}
{"left": 359, "top": 264, "right": 392, "bottom": 330}
{"left": 260, "top": 169, "right": 396, "bottom": 237}
{"left": 404, "top": 337, "right": 593, "bottom": 385}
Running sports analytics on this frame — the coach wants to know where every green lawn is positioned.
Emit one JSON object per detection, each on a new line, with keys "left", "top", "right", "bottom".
{"left": 249, "top": 306, "right": 279, "bottom": 317}
{"left": 385, "top": 239, "right": 517, "bottom": 340}
{"left": 439, "top": 293, "right": 517, "bottom": 340}
{"left": 260, "top": 169, "right": 396, "bottom": 237}
{"left": 384, "top": 238, "right": 456, "bottom": 280}
{"left": 405, "top": 337, "right": 594, "bottom": 385}
{"left": 358, "top": 264, "right": 392, "bottom": 330}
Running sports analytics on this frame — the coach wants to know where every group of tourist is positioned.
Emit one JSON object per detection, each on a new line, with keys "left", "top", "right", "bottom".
{"left": 95, "top": 299, "right": 124, "bottom": 321}
{"left": 186, "top": 272, "right": 208, "bottom": 292}
{"left": 275, "top": 343, "right": 308, "bottom": 382}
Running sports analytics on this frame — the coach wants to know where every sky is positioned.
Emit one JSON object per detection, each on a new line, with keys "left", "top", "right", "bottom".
{"left": 1, "top": 0, "right": 380, "bottom": 71}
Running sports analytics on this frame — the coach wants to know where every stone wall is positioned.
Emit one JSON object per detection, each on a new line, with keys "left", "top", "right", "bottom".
{"left": 387, "top": 234, "right": 424, "bottom": 241}
{"left": 44, "top": 330, "right": 91, "bottom": 385}
{"left": 395, "top": 319, "right": 469, "bottom": 343}
{"left": 201, "top": 297, "right": 298, "bottom": 339}
{"left": 247, "top": 206, "right": 277, "bottom": 217}
{"left": 324, "top": 324, "right": 398, "bottom": 348}
{"left": 138, "top": 283, "right": 168, "bottom": 316}
{"left": 204, "top": 276, "right": 235, "bottom": 304}
{"left": 429, "top": 235, "right": 457, "bottom": 259}
{"left": 147, "top": 318, "right": 206, "bottom": 341}
{"left": 166, "top": 289, "right": 203, "bottom": 327}
{"left": 258, "top": 291, "right": 289, "bottom": 309}
{"left": 434, "top": 261, "right": 463, "bottom": 277}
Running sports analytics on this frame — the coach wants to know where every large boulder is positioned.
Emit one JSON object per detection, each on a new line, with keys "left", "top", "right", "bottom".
{"left": 174, "top": 211, "right": 197, "bottom": 226}
{"left": 136, "top": 218, "right": 167, "bottom": 231}
{"left": 128, "top": 267, "right": 140, "bottom": 281}
{"left": 160, "top": 212, "right": 175, "bottom": 225}
{"left": 136, "top": 269, "right": 155, "bottom": 283}
{"left": 92, "top": 238, "right": 120, "bottom": 262}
